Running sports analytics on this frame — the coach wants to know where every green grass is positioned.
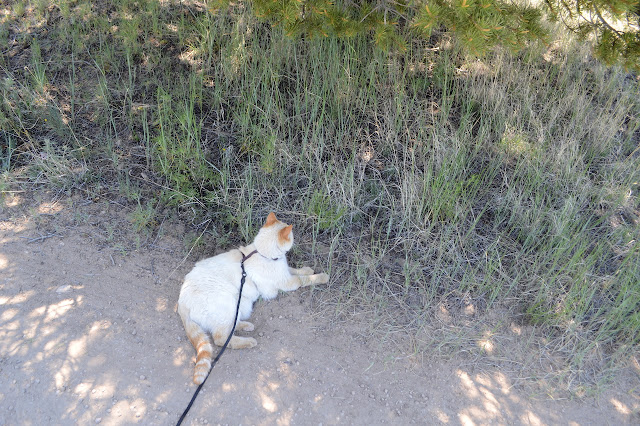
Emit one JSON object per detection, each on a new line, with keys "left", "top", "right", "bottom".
{"left": 1, "top": 0, "right": 639, "bottom": 393}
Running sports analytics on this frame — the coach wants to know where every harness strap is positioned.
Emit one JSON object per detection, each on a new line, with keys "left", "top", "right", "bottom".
{"left": 176, "top": 249, "right": 258, "bottom": 425}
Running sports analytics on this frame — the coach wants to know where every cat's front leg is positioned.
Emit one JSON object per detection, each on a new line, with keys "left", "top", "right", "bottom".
{"left": 289, "top": 266, "right": 314, "bottom": 275}
{"left": 282, "top": 272, "right": 329, "bottom": 291}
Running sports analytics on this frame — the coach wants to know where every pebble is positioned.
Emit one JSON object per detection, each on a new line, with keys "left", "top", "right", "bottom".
{"left": 95, "top": 418, "right": 101, "bottom": 424}
{"left": 139, "top": 375, "right": 146, "bottom": 380}
{"left": 56, "top": 285, "right": 72, "bottom": 293}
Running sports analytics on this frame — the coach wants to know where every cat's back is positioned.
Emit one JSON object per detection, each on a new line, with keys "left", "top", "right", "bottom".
{"left": 181, "top": 249, "right": 243, "bottom": 292}
{"left": 191, "top": 249, "right": 242, "bottom": 270}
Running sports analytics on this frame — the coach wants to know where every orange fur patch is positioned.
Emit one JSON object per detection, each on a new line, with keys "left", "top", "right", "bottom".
{"left": 196, "top": 340, "right": 211, "bottom": 351}
{"left": 278, "top": 225, "right": 293, "bottom": 244}
{"left": 196, "top": 350, "right": 212, "bottom": 362}
{"left": 265, "top": 212, "right": 278, "bottom": 227}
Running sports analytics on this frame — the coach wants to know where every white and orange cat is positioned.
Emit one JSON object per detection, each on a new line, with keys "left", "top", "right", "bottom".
{"left": 178, "top": 212, "right": 329, "bottom": 384}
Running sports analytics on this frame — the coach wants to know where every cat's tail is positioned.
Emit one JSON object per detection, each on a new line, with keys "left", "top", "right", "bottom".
{"left": 179, "top": 306, "right": 214, "bottom": 385}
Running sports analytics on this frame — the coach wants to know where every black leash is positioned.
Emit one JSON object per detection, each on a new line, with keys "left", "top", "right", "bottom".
{"left": 176, "top": 249, "right": 257, "bottom": 426}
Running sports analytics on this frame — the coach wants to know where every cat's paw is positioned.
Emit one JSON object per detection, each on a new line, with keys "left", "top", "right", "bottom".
{"left": 312, "top": 273, "right": 330, "bottom": 284}
{"left": 299, "top": 266, "right": 314, "bottom": 275}
{"left": 230, "top": 336, "right": 257, "bottom": 349}
{"left": 236, "top": 321, "right": 255, "bottom": 332}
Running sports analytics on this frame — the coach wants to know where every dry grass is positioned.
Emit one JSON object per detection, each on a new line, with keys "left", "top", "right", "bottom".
{"left": 1, "top": 0, "right": 639, "bottom": 395}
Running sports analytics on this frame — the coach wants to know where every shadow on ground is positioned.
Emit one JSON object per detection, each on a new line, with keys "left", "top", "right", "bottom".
{"left": 1, "top": 195, "right": 638, "bottom": 425}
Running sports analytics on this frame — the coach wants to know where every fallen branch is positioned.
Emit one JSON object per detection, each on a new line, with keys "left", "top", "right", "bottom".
{"left": 21, "top": 233, "right": 60, "bottom": 243}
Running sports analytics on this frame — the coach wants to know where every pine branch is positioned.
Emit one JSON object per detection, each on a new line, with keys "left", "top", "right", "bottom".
{"left": 593, "top": 4, "right": 622, "bottom": 36}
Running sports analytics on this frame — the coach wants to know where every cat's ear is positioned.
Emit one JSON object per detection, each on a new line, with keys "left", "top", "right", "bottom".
{"left": 278, "top": 225, "right": 293, "bottom": 243}
{"left": 265, "top": 212, "right": 277, "bottom": 227}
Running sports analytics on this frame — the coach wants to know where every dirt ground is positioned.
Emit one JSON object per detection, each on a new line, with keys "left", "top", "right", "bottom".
{"left": 1, "top": 193, "right": 639, "bottom": 425}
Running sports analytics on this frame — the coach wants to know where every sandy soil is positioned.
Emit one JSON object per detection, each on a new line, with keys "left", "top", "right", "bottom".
{"left": 1, "top": 193, "right": 639, "bottom": 425}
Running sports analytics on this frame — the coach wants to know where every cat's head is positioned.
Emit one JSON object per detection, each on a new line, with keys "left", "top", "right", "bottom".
{"left": 253, "top": 212, "right": 293, "bottom": 259}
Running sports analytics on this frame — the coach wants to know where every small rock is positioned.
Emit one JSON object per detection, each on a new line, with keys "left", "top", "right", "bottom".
{"left": 139, "top": 375, "right": 146, "bottom": 380}
{"left": 95, "top": 418, "right": 101, "bottom": 424}
{"left": 56, "top": 285, "right": 72, "bottom": 294}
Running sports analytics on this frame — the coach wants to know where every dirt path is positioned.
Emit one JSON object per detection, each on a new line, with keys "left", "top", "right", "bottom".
{"left": 1, "top": 194, "right": 638, "bottom": 425}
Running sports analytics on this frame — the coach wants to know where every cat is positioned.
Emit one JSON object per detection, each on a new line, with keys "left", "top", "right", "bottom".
{"left": 178, "top": 212, "right": 330, "bottom": 384}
